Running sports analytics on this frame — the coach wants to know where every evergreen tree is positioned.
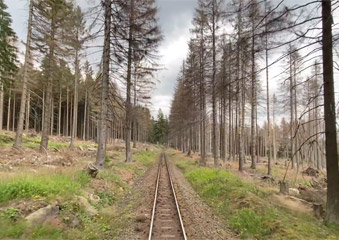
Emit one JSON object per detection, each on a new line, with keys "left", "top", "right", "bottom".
{"left": 151, "top": 109, "right": 168, "bottom": 144}
{"left": 0, "top": 0, "right": 17, "bottom": 131}
{"left": 0, "top": 0, "right": 17, "bottom": 82}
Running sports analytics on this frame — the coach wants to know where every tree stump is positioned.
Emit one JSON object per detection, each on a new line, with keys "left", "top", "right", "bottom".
{"left": 313, "top": 204, "right": 325, "bottom": 219}
{"left": 279, "top": 181, "right": 289, "bottom": 195}
{"left": 83, "top": 163, "right": 98, "bottom": 178}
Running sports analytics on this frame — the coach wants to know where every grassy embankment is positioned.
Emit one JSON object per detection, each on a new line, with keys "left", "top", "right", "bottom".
{"left": 169, "top": 150, "right": 339, "bottom": 240}
{"left": 0, "top": 132, "right": 160, "bottom": 239}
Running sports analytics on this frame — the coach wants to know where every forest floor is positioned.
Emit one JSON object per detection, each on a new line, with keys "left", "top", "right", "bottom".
{"left": 168, "top": 149, "right": 339, "bottom": 239}
{"left": 1, "top": 131, "right": 339, "bottom": 240}
{"left": 0, "top": 130, "right": 162, "bottom": 240}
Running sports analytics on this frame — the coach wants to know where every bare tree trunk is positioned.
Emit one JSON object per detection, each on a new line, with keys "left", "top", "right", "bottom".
{"left": 70, "top": 48, "right": 79, "bottom": 149}
{"left": 211, "top": 0, "right": 218, "bottom": 167}
{"left": 265, "top": 0, "right": 271, "bottom": 174}
{"left": 12, "top": 93, "right": 16, "bottom": 131}
{"left": 289, "top": 49, "right": 295, "bottom": 169}
{"left": 272, "top": 94, "right": 277, "bottom": 162}
{"left": 199, "top": 28, "right": 206, "bottom": 166}
{"left": 133, "top": 70, "right": 137, "bottom": 148}
{"left": 250, "top": 13, "right": 256, "bottom": 169}
{"left": 7, "top": 90, "right": 11, "bottom": 131}
{"left": 95, "top": 0, "right": 111, "bottom": 169}
{"left": 125, "top": 0, "right": 134, "bottom": 163}
{"left": 322, "top": 0, "right": 339, "bottom": 225}
{"left": 25, "top": 90, "right": 30, "bottom": 132}
{"left": 66, "top": 86, "right": 69, "bottom": 136}
{"left": 50, "top": 97, "right": 54, "bottom": 136}
{"left": 0, "top": 82, "right": 3, "bottom": 131}
{"left": 58, "top": 88, "right": 61, "bottom": 136}
{"left": 83, "top": 89, "right": 87, "bottom": 140}
{"left": 42, "top": 88, "right": 45, "bottom": 131}
{"left": 14, "top": 0, "right": 33, "bottom": 147}
{"left": 293, "top": 63, "right": 299, "bottom": 168}
{"left": 40, "top": 10, "right": 56, "bottom": 151}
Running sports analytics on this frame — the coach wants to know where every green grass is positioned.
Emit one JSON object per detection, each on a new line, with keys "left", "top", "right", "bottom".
{"left": 134, "top": 150, "right": 158, "bottom": 167}
{"left": 172, "top": 154, "right": 339, "bottom": 240}
{"left": 0, "top": 133, "right": 94, "bottom": 149}
{"left": 0, "top": 171, "right": 91, "bottom": 203}
{"left": 0, "top": 216, "right": 64, "bottom": 239}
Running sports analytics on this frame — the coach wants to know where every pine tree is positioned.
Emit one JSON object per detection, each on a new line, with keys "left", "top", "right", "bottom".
{"left": 69, "top": 6, "right": 87, "bottom": 149}
{"left": 0, "top": 0, "right": 17, "bottom": 131}
{"left": 113, "top": 0, "right": 162, "bottom": 162}
{"left": 31, "top": 0, "right": 73, "bottom": 151}
{"left": 14, "top": 0, "right": 33, "bottom": 147}
{"left": 95, "top": 0, "right": 112, "bottom": 169}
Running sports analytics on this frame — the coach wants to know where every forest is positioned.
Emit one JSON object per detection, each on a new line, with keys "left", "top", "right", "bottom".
{"left": 0, "top": 0, "right": 338, "bottom": 239}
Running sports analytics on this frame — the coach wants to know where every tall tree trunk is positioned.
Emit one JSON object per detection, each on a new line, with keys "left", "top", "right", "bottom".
{"left": 7, "top": 90, "right": 11, "bottom": 131}
{"left": 0, "top": 82, "right": 3, "bottom": 131}
{"left": 250, "top": 13, "right": 256, "bottom": 169}
{"left": 125, "top": 0, "right": 134, "bottom": 163}
{"left": 293, "top": 63, "right": 299, "bottom": 168}
{"left": 272, "top": 94, "right": 277, "bottom": 162}
{"left": 95, "top": 0, "right": 111, "bottom": 169}
{"left": 12, "top": 92, "right": 16, "bottom": 131}
{"left": 40, "top": 8, "right": 56, "bottom": 152}
{"left": 322, "top": 0, "right": 339, "bottom": 225}
{"left": 83, "top": 89, "right": 87, "bottom": 140}
{"left": 133, "top": 69, "right": 137, "bottom": 148}
{"left": 265, "top": 0, "right": 271, "bottom": 174}
{"left": 70, "top": 48, "right": 79, "bottom": 148}
{"left": 25, "top": 90, "right": 30, "bottom": 132}
{"left": 211, "top": 0, "right": 218, "bottom": 167}
{"left": 199, "top": 26, "right": 206, "bottom": 166}
{"left": 58, "top": 87, "right": 61, "bottom": 136}
{"left": 66, "top": 86, "right": 69, "bottom": 136}
{"left": 14, "top": 0, "right": 33, "bottom": 147}
{"left": 50, "top": 96, "right": 54, "bottom": 136}
{"left": 289, "top": 49, "right": 295, "bottom": 169}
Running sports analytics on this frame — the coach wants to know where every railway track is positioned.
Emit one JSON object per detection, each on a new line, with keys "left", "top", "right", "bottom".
{"left": 148, "top": 153, "right": 187, "bottom": 240}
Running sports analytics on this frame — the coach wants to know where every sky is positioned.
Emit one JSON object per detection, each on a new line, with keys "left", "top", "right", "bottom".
{"left": 4, "top": 0, "right": 339, "bottom": 122}
{"left": 4, "top": 0, "right": 198, "bottom": 118}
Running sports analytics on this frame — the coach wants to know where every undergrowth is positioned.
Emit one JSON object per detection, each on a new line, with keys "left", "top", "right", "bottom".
{"left": 134, "top": 150, "right": 158, "bottom": 167}
{"left": 171, "top": 152, "right": 339, "bottom": 240}
{"left": 0, "top": 171, "right": 91, "bottom": 203}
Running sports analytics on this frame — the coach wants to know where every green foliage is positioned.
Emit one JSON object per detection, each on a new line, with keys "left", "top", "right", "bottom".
{"left": 31, "top": 225, "right": 64, "bottom": 240}
{"left": 150, "top": 109, "right": 169, "bottom": 144}
{"left": 134, "top": 150, "right": 158, "bottom": 167}
{"left": 1, "top": 207, "right": 19, "bottom": 221}
{"left": 230, "top": 208, "right": 272, "bottom": 238}
{"left": 105, "top": 155, "right": 110, "bottom": 164}
{"left": 0, "top": 0, "right": 17, "bottom": 83}
{"left": 0, "top": 171, "right": 91, "bottom": 203}
{"left": 0, "top": 134, "right": 14, "bottom": 145}
{"left": 175, "top": 158, "right": 197, "bottom": 172}
{"left": 0, "top": 218, "right": 26, "bottom": 238}
{"left": 176, "top": 157, "right": 339, "bottom": 239}
{"left": 97, "top": 191, "right": 116, "bottom": 207}
{"left": 98, "top": 170, "right": 125, "bottom": 187}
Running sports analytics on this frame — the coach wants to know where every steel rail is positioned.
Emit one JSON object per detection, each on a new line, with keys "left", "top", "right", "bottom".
{"left": 148, "top": 153, "right": 162, "bottom": 240}
{"left": 148, "top": 153, "right": 187, "bottom": 240}
{"left": 164, "top": 154, "right": 187, "bottom": 240}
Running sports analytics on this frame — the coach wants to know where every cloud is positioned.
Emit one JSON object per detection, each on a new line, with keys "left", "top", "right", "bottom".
{"left": 151, "top": 0, "right": 198, "bottom": 118}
